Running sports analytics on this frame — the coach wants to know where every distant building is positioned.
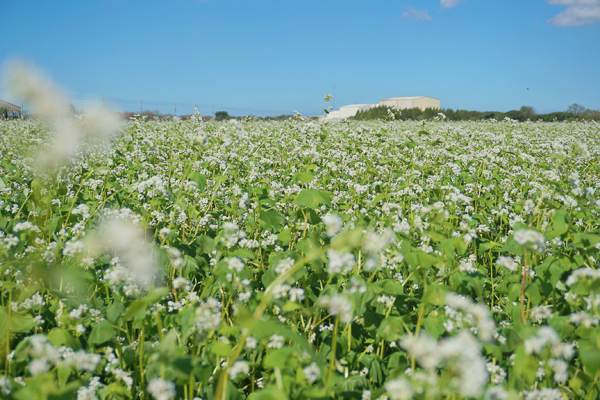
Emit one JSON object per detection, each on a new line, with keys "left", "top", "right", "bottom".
{"left": 324, "top": 96, "right": 440, "bottom": 120}
{"left": 338, "top": 104, "right": 374, "bottom": 119}
{"left": 379, "top": 96, "right": 440, "bottom": 112}
{"left": 0, "top": 99, "right": 22, "bottom": 118}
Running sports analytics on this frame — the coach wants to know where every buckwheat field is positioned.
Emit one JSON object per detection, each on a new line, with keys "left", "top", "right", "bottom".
{"left": 1, "top": 112, "right": 600, "bottom": 400}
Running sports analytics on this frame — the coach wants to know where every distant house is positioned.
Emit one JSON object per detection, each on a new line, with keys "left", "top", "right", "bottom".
{"left": 325, "top": 96, "right": 440, "bottom": 120}
{"left": 0, "top": 99, "right": 22, "bottom": 118}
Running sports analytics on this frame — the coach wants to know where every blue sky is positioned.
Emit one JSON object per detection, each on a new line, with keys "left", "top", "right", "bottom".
{"left": 1, "top": 0, "right": 599, "bottom": 116}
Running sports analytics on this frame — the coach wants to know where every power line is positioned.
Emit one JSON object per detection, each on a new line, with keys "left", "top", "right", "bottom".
{"left": 0, "top": 87, "right": 281, "bottom": 115}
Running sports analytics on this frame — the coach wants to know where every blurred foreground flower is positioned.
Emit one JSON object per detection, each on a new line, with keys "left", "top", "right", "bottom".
{"left": 401, "top": 330, "right": 488, "bottom": 398}
{"left": 85, "top": 218, "right": 159, "bottom": 291}
{"left": 3, "top": 60, "right": 121, "bottom": 169}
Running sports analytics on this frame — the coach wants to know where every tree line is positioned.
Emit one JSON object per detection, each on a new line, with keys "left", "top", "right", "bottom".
{"left": 353, "top": 104, "right": 600, "bottom": 122}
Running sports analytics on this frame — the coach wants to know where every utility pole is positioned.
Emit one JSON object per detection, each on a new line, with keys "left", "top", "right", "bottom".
{"left": 174, "top": 103, "right": 177, "bottom": 116}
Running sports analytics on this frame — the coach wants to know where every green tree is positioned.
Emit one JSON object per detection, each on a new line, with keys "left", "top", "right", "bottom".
{"left": 520, "top": 105, "right": 536, "bottom": 120}
{"left": 215, "top": 111, "right": 230, "bottom": 121}
{"left": 567, "top": 103, "right": 586, "bottom": 115}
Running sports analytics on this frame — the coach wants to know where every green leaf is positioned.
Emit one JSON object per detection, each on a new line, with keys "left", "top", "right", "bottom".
{"left": 573, "top": 233, "right": 600, "bottom": 249}
{"left": 500, "top": 237, "right": 525, "bottom": 256}
{"left": 293, "top": 189, "right": 331, "bottom": 209}
{"left": 107, "top": 301, "right": 126, "bottom": 323}
{"left": 422, "top": 285, "right": 448, "bottom": 306}
{"left": 88, "top": 321, "right": 117, "bottom": 345}
{"left": 377, "top": 317, "right": 405, "bottom": 341}
{"left": 373, "top": 279, "right": 404, "bottom": 295}
{"left": 47, "top": 328, "right": 77, "bottom": 349}
{"left": 579, "top": 340, "right": 600, "bottom": 374}
{"left": 187, "top": 172, "right": 207, "bottom": 191}
{"left": 214, "top": 175, "right": 228, "bottom": 187}
{"left": 554, "top": 209, "right": 568, "bottom": 235}
{"left": 102, "top": 382, "right": 132, "bottom": 399}
{"left": 479, "top": 241, "right": 502, "bottom": 253}
{"left": 282, "top": 302, "right": 303, "bottom": 312}
{"left": 263, "top": 347, "right": 295, "bottom": 369}
{"left": 277, "top": 229, "right": 292, "bottom": 244}
{"left": 373, "top": 193, "right": 390, "bottom": 205}
{"left": 292, "top": 172, "right": 315, "bottom": 184}
{"left": 247, "top": 388, "right": 288, "bottom": 400}
{"left": 423, "top": 316, "right": 445, "bottom": 339}
{"left": 259, "top": 210, "right": 285, "bottom": 228}
{"left": 196, "top": 235, "right": 215, "bottom": 254}
{"left": 211, "top": 341, "right": 232, "bottom": 357}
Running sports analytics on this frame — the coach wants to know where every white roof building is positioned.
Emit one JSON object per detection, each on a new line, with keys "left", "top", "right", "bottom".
{"left": 324, "top": 96, "right": 440, "bottom": 120}
{"left": 379, "top": 96, "right": 440, "bottom": 111}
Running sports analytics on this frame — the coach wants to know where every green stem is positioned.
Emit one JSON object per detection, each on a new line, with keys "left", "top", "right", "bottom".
{"left": 325, "top": 317, "right": 339, "bottom": 390}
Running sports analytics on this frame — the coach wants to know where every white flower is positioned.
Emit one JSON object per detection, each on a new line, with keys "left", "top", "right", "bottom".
{"left": 63, "top": 240, "right": 84, "bottom": 257}
{"left": 326, "top": 249, "right": 356, "bottom": 274}
{"left": 513, "top": 229, "right": 546, "bottom": 251}
{"left": 317, "top": 293, "right": 353, "bottom": 323}
{"left": 385, "top": 377, "right": 413, "bottom": 400}
{"left": 86, "top": 219, "right": 159, "bottom": 289}
{"left": 267, "top": 334, "right": 284, "bottom": 349}
{"left": 147, "top": 378, "right": 176, "bottom": 400}
{"left": 167, "top": 247, "right": 184, "bottom": 269}
{"left": 445, "top": 293, "right": 495, "bottom": 341}
{"left": 322, "top": 214, "right": 343, "bottom": 237}
{"left": 245, "top": 336, "right": 257, "bottom": 349}
{"left": 496, "top": 256, "right": 517, "bottom": 272}
{"left": 377, "top": 295, "right": 395, "bottom": 307}
{"left": 570, "top": 311, "right": 599, "bottom": 327}
{"left": 229, "top": 361, "right": 250, "bottom": 379}
{"left": 524, "top": 326, "right": 566, "bottom": 356}
{"left": 548, "top": 358, "right": 568, "bottom": 383}
{"left": 275, "top": 257, "right": 295, "bottom": 274}
{"left": 172, "top": 277, "right": 191, "bottom": 291}
{"left": 227, "top": 257, "right": 245, "bottom": 273}
{"left": 159, "top": 227, "right": 170, "bottom": 238}
{"left": 6, "top": 61, "right": 120, "bottom": 170}
{"left": 0, "top": 376, "right": 12, "bottom": 395}
{"left": 13, "top": 221, "right": 34, "bottom": 232}
{"left": 71, "top": 204, "right": 91, "bottom": 219}
{"left": 29, "top": 359, "right": 49, "bottom": 376}
{"left": 401, "top": 331, "right": 487, "bottom": 398}
{"left": 530, "top": 305, "right": 553, "bottom": 321}
{"left": 523, "top": 388, "right": 565, "bottom": 400}
{"left": 303, "top": 362, "right": 320, "bottom": 383}
{"left": 485, "top": 386, "right": 509, "bottom": 400}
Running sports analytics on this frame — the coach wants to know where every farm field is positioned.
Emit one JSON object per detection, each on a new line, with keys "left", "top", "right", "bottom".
{"left": 1, "top": 116, "right": 600, "bottom": 400}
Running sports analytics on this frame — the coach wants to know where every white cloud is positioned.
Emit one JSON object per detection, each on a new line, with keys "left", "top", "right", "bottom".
{"left": 547, "top": 0, "right": 600, "bottom": 26}
{"left": 402, "top": 7, "right": 433, "bottom": 22}
{"left": 440, "top": 0, "right": 464, "bottom": 9}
